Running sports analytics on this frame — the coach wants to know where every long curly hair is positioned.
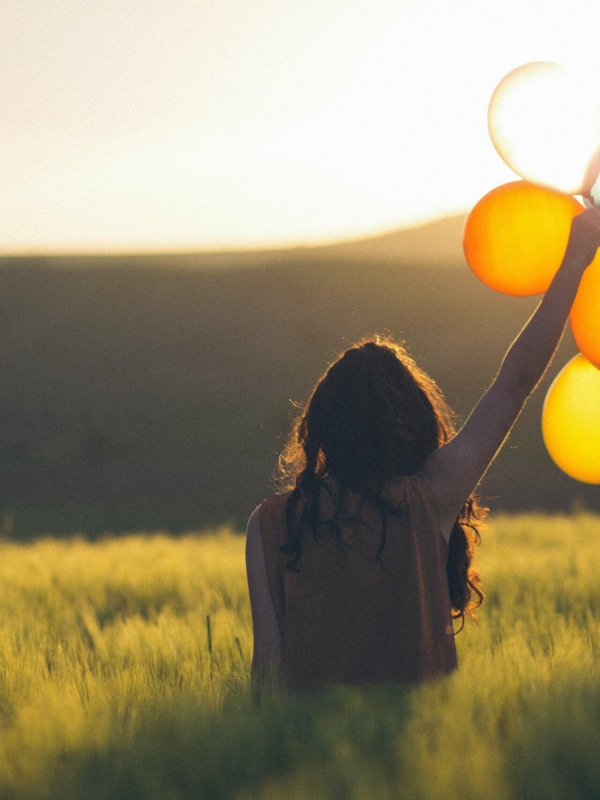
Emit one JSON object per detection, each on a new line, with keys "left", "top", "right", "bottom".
{"left": 278, "top": 335, "right": 485, "bottom": 629}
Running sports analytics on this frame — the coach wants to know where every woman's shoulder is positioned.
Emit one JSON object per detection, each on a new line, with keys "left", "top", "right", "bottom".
{"left": 247, "top": 490, "right": 293, "bottom": 530}
{"left": 246, "top": 491, "right": 294, "bottom": 564}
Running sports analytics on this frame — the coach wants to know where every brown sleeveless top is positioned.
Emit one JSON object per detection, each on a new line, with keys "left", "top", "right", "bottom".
{"left": 259, "top": 475, "right": 457, "bottom": 690}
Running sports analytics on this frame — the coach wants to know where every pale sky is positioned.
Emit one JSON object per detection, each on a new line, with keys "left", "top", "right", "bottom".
{"left": 2, "top": 0, "right": 600, "bottom": 252}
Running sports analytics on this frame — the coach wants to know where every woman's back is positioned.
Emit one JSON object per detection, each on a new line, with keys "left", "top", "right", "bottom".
{"left": 247, "top": 208, "right": 600, "bottom": 690}
{"left": 256, "top": 475, "right": 457, "bottom": 690}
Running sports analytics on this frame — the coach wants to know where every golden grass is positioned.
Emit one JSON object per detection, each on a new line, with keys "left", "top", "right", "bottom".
{"left": 0, "top": 514, "right": 598, "bottom": 799}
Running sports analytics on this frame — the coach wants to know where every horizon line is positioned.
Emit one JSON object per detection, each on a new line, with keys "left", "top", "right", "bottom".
{"left": 0, "top": 211, "right": 468, "bottom": 260}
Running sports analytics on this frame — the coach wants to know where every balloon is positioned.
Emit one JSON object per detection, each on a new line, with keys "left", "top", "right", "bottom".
{"left": 488, "top": 61, "right": 600, "bottom": 196}
{"left": 570, "top": 253, "right": 600, "bottom": 369}
{"left": 589, "top": 170, "right": 600, "bottom": 207}
{"left": 463, "top": 181, "right": 583, "bottom": 296}
{"left": 542, "top": 354, "right": 600, "bottom": 484}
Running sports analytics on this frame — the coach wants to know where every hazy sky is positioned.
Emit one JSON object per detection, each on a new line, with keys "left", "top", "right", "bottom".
{"left": 2, "top": 0, "right": 600, "bottom": 252}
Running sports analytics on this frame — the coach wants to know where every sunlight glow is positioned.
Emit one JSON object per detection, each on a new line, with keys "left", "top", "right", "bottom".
{"left": 2, "top": 1, "right": 600, "bottom": 251}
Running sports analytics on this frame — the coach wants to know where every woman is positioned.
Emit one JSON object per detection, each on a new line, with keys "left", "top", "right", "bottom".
{"left": 246, "top": 208, "right": 600, "bottom": 691}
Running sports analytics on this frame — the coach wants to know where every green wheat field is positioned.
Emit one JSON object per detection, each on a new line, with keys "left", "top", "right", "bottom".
{"left": 1, "top": 513, "right": 599, "bottom": 800}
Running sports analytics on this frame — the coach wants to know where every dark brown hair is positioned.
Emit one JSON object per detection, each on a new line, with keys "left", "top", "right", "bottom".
{"left": 278, "top": 335, "right": 484, "bottom": 629}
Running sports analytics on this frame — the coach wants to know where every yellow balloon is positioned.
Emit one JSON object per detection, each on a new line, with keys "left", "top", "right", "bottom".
{"left": 542, "top": 354, "right": 600, "bottom": 484}
{"left": 488, "top": 61, "right": 600, "bottom": 195}
{"left": 464, "top": 181, "right": 583, "bottom": 296}
{"left": 570, "top": 253, "right": 600, "bottom": 370}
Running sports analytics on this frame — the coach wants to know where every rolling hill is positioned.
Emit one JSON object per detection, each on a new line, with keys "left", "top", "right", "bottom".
{"left": 0, "top": 216, "right": 595, "bottom": 537}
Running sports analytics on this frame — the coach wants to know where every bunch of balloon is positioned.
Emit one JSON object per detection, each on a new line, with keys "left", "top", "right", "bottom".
{"left": 463, "top": 61, "right": 600, "bottom": 483}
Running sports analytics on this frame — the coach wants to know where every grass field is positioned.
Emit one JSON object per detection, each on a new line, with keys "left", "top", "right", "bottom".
{"left": 0, "top": 514, "right": 599, "bottom": 799}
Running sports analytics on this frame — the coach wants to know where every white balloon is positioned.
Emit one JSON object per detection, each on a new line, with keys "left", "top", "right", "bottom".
{"left": 488, "top": 62, "right": 600, "bottom": 196}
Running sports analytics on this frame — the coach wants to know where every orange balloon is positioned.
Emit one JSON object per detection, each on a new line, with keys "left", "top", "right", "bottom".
{"left": 570, "top": 253, "right": 600, "bottom": 369}
{"left": 464, "top": 181, "right": 583, "bottom": 296}
{"left": 542, "top": 354, "right": 600, "bottom": 484}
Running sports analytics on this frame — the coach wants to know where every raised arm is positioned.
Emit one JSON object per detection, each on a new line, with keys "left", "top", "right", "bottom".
{"left": 421, "top": 207, "right": 600, "bottom": 539}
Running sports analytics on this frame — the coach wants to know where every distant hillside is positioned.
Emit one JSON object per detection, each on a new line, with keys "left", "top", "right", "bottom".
{"left": 0, "top": 225, "right": 595, "bottom": 538}
{"left": 317, "top": 215, "right": 468, "bottom": 265}
{"left": 0, "top": 215, "right": 468, "bottom": 272}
